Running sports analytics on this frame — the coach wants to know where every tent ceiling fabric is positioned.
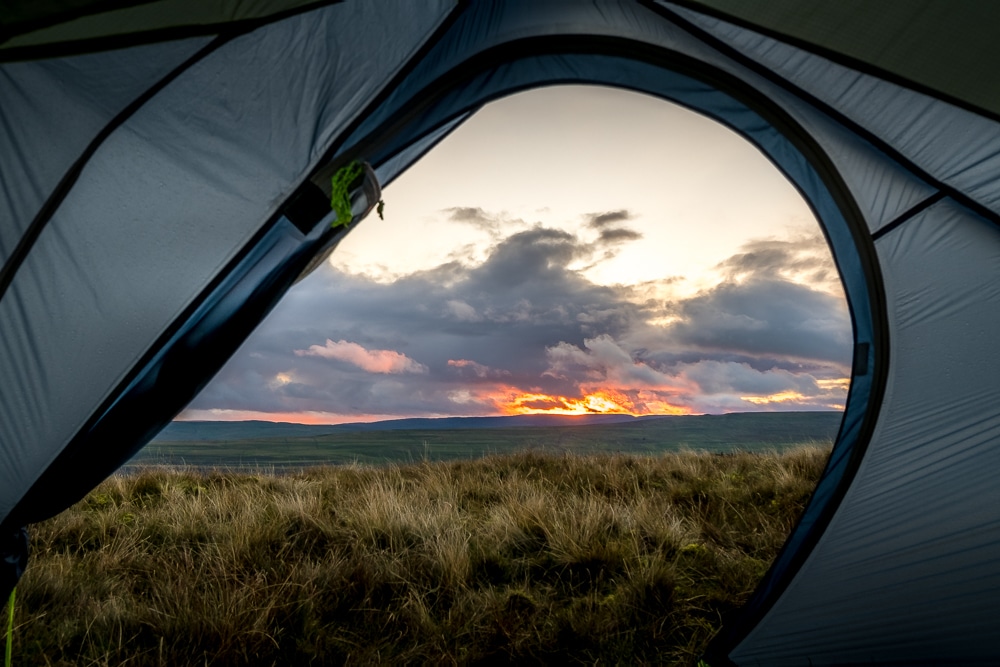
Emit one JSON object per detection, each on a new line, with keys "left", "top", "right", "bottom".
{"left": 732, "top": 199, "right": 1000, "bottom": 665}
{"left": 686, "top": 0, "right": 1000, "bottom": 119}
{"left": 667, "top": 2, "right": 1000, "bottom": 222}
{"left": 0, "top": 36, "right": 212, "bottom": 262}
{"left": 0, "top": 0, "right": 455, "bottom": 520}
{"left": 3, "top": 2, "right": 1000, "bottom": 665}
{"left": 1, "top": 0, "right": 331, "bottom": 53}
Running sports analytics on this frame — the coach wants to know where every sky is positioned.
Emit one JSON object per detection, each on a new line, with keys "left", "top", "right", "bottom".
{"left": 179, "top": 85, "right": 852, "bottom": 424}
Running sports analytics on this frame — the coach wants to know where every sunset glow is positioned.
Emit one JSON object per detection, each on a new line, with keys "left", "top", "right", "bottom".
{"left": 740, "top": 387, "right": 848, "bottom": 410}
{"left": 496, "top": 388, "right": 692, "bottom": 417}
{"left": 817, "top": 378, "right": 852, "bottom": 392}
{"left": 740, "top": 391, "right": 814, "bottom": 405}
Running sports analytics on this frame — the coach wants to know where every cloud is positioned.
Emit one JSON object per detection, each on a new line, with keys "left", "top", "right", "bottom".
{"left": 545, "top": 335, "right": 680, "bottom": 389}
{"left": 447, "top": 207, "right": 491, "bottom": 223}
{"left": 296, "top": 339, "right": 428, "bottom": 374}
{"left": 679, "top": 359, "right": 819, "bottom": 396}
{"left": 663, "top": 277, "right": 850, "bottom": 363}
{"left": 448, "top": 359, "right": 490, "bottom": 377}
{"left": 538, "top": 334, "right": 847, "bottom": 414}
{"left": 586, "top": 210, "right": 633, "bottom": 227}
{"left": 443, "top": 206, "right": 524, "bottom": 238}
{"left": 183, "top": 221, "right": 851, "bottom": 422}
{"left": 445, "top": 299, "right": 482, "bottom": 322}
{"left": 597, "top": 227, "right": 643, "bottom": 244}
{"left": 675, "top": 358, "right": 849, "bottom": 412}
{"left": 448, "top": 359, "right": 510, "bottom": 378}
{"left": 714, "top": 231, "right": 842, "bottom": 292}
{"left": 475, "top": 226, "right": 587, "bottom": 286}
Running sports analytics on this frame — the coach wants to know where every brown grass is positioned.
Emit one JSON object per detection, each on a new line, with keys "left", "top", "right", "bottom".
{"left": 9, "top": 447, "right": 828, "bottom": 666}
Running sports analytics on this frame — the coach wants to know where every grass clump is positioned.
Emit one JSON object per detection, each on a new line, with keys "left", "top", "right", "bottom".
{"left": 11, "top": 447, "right": 827, "bottom": 665}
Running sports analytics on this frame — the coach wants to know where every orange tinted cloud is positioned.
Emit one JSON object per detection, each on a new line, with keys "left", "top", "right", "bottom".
{"left": 296, "top": 339, "right": 427, "bottom": 374}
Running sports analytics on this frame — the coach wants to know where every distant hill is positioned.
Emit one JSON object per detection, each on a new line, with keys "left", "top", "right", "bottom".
{"left": 154, "top": 413, "right": 654, "bottom": 442}
{"left": 136, "top": 412, "right": 843, "bottom": 469}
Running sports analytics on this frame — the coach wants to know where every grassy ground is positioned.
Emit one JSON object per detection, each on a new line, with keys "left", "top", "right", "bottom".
{"left": 10, "top": 447, "right": 828, "bottom": 666}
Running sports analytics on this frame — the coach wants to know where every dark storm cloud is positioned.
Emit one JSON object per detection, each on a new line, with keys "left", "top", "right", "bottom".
{"left": 586, "top": 210, "right": 633, "bottom": 227}
{"left": 664, "top": 278, "right": 851, "bottom": 363}
{"left": 185, "top": 221, "right": 852, "bottom": 420}
{"left": 679, "top": 359, "right": 821, "bottom": 396}
{"left": 658, "top": 231, "right": 851, "bottom": 364}
{"left": 188, "top": 224, "right": 649, "bottom": 417}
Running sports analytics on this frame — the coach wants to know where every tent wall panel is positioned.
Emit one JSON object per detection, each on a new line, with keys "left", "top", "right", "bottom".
{"left": 665, "top": 3, "right": 1000, "bottom": 221}
{"left": 349, "top": 0, "right": 933, "bottom": 237}
{"left": 0, "top": 0, "right": 453, "bottom": 526}
{"left": 373, "top": 113, "right": 470, "bottom": 188}
{"left": 685, "top": 0, "right": 1000, "bottom": 119}
{"left": 731, "top": 199, "right": 1000, "bottom": 664}
{"left": 339, "top": 0, "right": 695, "bottom": 153}
{"left": 2, "top": 0, "right": 324, "bottom": 52}
{"left": 640, "top": 3, "right": 940, "bottom": 235}
{"left": 761, "top": 107, "right": 938, "bottom": 235}
{"left": 0, "top": 37, "right": 210, "bottom": 264}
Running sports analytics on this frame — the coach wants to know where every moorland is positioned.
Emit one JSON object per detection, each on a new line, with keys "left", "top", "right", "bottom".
{"left": 10, "top": 419, "right": 833, "bottom": 664}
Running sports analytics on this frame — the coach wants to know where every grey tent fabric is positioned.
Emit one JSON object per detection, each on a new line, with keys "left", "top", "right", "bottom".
{"left": 667, "top": 3, "right": 1000, "bottom": 219}
{"left": 0, "top": 37, "right": 211, "bottom": 263}
{"left": 683, "top": 0, "right": 1000, "bottom": 119}
{"left": 731, "top": 199, "right": 1000, "bottom": 666}
{"left": 2, "top": 2, "right": 1000, "bottom": 665}
{"left": 1, "top": 0, "right": 326, "bottom": 52}
{"left": 0, "top": 0, "right": 454, "bottom": 524}
{"left": 373, "top": 113, "right": 471, "bottom": 188}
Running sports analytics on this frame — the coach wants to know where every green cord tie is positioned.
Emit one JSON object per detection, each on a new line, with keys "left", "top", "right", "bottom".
{"left": 5, "top": 587, "right": 13, "bottom": 667}
{"left": 330, "top": 161, "right": 364, "bottom": 229}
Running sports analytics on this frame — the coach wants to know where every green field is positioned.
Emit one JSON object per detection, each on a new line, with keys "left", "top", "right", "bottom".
{"left": 132, "top": 412, "right": 841, "bottom": 469}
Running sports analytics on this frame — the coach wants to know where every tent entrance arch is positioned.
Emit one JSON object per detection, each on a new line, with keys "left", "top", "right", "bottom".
{"left": 5, "top": 3, "right": 1000, "bottom": 665}
{"left": 304, "top": 51, "right": 887, "bottom": 663}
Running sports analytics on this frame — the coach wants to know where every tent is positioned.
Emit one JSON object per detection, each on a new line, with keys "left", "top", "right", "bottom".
{"left": 2, "top": 2, "right": 999, "bottom": 664}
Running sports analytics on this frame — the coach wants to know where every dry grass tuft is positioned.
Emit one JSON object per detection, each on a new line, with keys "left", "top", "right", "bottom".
{"left": 11, "top": 447, "right": 828, "bottom": 665}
